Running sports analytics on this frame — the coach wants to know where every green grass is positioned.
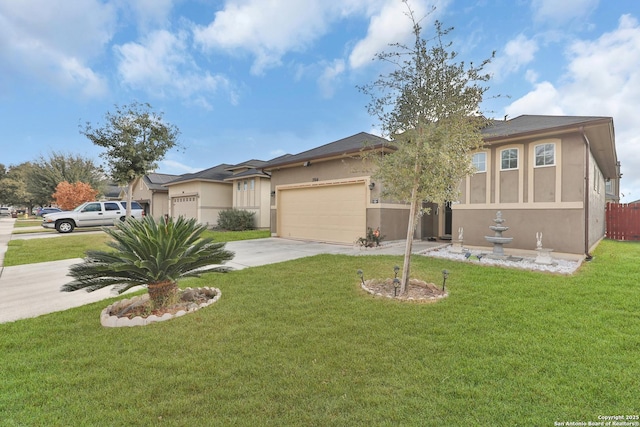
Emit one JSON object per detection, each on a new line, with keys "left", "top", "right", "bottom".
{"left": 203, "top": 228, "right": 271, "bottom": 241}
{"left": 3, "top": 228, "right": 270, "bottom": 266}
{"left": 1, "top": 239, "right": 639, "bottom": 426}
{"left": 12, "top": 219, "right": 42, "bottom": 228}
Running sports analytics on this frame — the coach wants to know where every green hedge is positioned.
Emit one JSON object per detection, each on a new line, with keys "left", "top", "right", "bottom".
{"left": 217, "top": 209, "right": 256, "bottom": 231}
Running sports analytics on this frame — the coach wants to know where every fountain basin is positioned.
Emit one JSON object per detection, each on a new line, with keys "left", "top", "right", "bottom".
{"left": 485, "top": 236, "right": 513, "bottom": 245}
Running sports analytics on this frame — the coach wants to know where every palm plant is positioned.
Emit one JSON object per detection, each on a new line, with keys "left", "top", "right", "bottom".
{"left": 62, "top": 216, "right": 234, "bottom": 308}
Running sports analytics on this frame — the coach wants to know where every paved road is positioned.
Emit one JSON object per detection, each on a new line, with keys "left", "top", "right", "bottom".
{"left": 0, "top": 217, "right": 443, "bottom": 324}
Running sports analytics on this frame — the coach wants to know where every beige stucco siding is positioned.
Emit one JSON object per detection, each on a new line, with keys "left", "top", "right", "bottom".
{"left": 453, "top": 207, "right": 585, "bottom": 254}
{"left": 270, "top": 157, "right": 410, "bottom": 242}
{"left": 168, "top": 181, "right": 232, "bottom": 226}
{"left": 231, "top": 177, "right": 271, "bottom": 228}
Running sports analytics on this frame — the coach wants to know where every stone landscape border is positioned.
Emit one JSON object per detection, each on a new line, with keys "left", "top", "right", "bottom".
{"left": 100, "top": 287, "right": 221, "bottom": 327}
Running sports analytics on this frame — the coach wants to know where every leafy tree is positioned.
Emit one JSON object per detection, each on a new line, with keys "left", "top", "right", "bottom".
{"left": 359, "top": 2, "right": 493, "bottom": 294}
{"left": 80, "top": 102, "right": 180, "bottom": 217}
{"left": 0, "top": 162, "right": 38, "bottom": 211}
{"left": 27, "top": 152, "right": 105, "bottom": 206}
{"left": 52, "top": 181, "right": 99, "bottom": 210}
{"left": 62, "top": 216, "right": 234, "bottom": 309}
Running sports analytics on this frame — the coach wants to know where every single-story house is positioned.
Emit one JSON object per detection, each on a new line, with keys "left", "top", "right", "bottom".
{"left": 164, "top": 164, "right": 234, "bottom": 226}
{"left": 264, "top": 115, "right": 620, "bottom": 256}
{"left": 125, "top": 173, "right": 178, "bottom": 219}
{"left": 162, "top": 160, "right": 272, "bottom": 229}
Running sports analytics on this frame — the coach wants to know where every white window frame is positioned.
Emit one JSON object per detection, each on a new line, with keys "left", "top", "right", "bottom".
{"left": 472, "top": 152, "right": 487, "bottom": 173}
{"left": 500, "top": 148, "right": 519, "bottom": 171}
{"left": 534, "top": 143, "right": 555, "bottom": 167}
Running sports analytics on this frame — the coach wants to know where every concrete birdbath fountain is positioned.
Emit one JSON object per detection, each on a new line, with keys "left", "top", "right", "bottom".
{"left": 485, "top": 211, "right": 513, "bottom": 259}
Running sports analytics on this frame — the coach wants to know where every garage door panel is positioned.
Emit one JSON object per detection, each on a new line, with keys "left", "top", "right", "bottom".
{"left": 278, "top": 183, "right": 366, "bottom": 244}
{"left": 172, "top": 196, "right": 197, "bottom": 220}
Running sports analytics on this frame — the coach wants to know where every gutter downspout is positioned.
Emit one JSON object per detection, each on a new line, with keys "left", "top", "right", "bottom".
{"left": 581, "top": 127, "right": 593, "bottom": 261}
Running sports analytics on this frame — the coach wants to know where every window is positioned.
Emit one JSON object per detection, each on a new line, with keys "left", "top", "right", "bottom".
{"left": 250, "top": 179, "right": 255, "bottom": 190}
{"left": 243, "top": 181, "right": 247, "bottom": 191}
{"left": 105, "top": 202, "right": 120, "bottom": 211}
{"left": 472, "top": 152, "right": 486, "bottom": 172}
{"left": 237, "top": 182, "right": 241, "bottom": 191}
{"left": 83, "top": 203, "right": 101, "bottom": 212}
{"left": 501, "top": 148, "right": 518, "bottom": 170}
{"left": 535, "top": 143, "right": 555, "bottom": 167}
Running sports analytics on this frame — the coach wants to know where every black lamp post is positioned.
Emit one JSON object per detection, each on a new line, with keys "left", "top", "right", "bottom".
{"left": 442, "top": 269, "right": 449, "bottom": 292}
{"left": 357, "top": 269, "right": 365, "bottom": 285}
{"left": 394, "top": 265, "right": 400, "bottom": 278}
{"left": 393, "top": 278, "right": 400, "bottom": 297}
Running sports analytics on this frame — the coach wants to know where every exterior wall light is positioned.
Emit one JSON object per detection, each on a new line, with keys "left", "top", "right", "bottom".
{"left": 369, "top": 182, "right": 375, "bottom": 190}
{"left": 393, "top": 278, "right": 400, "bottom": 297}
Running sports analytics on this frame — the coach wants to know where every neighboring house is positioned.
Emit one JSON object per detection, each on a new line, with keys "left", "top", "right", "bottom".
{"left": 164, "top": 164, "right": 234, "bottom": 227}
{"left": 264, "top": 117, "right": 620, "bottom": 256}
{"left": 126, "top": 173, "right": 178, "bottom": 219}
{"left": 223, "top": 160, "right": 272, "bottom": 229}
{"left": 453, "top": 115, "right": 619, "bottom": 255}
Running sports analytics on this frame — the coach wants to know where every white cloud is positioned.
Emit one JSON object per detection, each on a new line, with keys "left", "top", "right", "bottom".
{"left": 0, "top": 0, "right": 115, "bottom": 96}
{"left": 505, "top": 14, "right": 640, "bottom": 202}
{"left": 115, "top": 30, "right": 235, "bottom": 108}
{"left": 122, "top": 0, "right": 175, "bottom": 30}
{"left": 348, "top": 0, "right": 450, "bottom": 70}
{"left": 318, "top": 59, "right": 346, "bottom": 98}
{"left": 193, "top": 0, "right": 335, "bottom": 74}
{"left": 531, "top": 0, "right": 599, "bottom": 26}
{"left": 486, "top": 34, "right": 539, "bottom": 81}
{"left": 159, "top": 159, "right": 200, "bottom": 174}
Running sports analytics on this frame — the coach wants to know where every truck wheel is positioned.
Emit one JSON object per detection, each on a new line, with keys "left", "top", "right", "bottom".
{"left": 56, "top": 220, "right": 74, "bottom": 233}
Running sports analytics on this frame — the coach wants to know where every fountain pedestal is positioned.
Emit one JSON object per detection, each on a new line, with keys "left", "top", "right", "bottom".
{"left": 484, "top": 211, "right": 513, "bottom": 259}
{"left": 535, "top": 248, "right": 554, "bottom": 265}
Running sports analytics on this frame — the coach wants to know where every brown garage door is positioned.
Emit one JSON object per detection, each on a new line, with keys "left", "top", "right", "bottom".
{"left": 171, "top": 196, "right": 197, "bottom": 220}
{"left": 278, "top": 182, "right": 366, "bottom": 244}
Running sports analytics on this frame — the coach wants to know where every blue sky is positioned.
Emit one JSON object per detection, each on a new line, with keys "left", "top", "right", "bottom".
{"left": 1, "top": 0, "right": 639, "bottom": 201}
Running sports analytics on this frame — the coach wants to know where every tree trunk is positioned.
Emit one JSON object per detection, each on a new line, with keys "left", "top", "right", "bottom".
{"left": 147, "top": 280, "right": 179, "bottom": 308}
{"left": 126, "top": 180, "right": 134, "bottom": 217}
{"left": 400, "top": 189, "right": 420, "bottom": 294}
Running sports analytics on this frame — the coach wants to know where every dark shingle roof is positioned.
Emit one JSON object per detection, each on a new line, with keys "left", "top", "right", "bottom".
{"left": 165, "top": 164, "right": 234, "bottom": 185}
{"left": 225, "top": 159, "right": 269, "bottom": 172}
{"left": 224, "top": 168, "right": 271, "bottom": 180}
{"left": 482, "top": 115, "right": 611, "bottom": 140}
{"left": 264, "top": 132, "right": 388, "bottom": 169}
{"left": 145, "top": 173, "right": 179, "bottom": 190}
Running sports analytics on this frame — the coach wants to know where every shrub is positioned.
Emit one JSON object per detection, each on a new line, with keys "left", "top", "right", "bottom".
{"left": 217, "top": 209, "right": 256, "bottom": 231}
{"left": 356, "top": 227, "right": 384, "bottom": 247}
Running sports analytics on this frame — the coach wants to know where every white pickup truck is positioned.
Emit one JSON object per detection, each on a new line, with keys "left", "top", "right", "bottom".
{"left": 42, "top": 200, "right": 145, "bottom": 233}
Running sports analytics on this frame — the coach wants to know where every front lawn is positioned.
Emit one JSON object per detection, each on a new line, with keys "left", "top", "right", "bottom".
{"left": 3, "top": 229, "right": 271, "bottom": 266}
{"left": 1, "top": 239, "right": 638, "bottom": 426}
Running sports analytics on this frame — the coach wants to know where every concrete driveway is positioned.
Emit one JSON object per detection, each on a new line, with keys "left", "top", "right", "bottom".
{"left": 0, "top": 218, "right": 443, "bottom": 323}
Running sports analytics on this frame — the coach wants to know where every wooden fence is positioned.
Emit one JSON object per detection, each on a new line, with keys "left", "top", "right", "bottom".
{"left": 606, "top": 202, "right": 640, "bottom": 241}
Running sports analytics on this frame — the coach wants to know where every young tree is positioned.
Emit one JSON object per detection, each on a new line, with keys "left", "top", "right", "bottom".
{"left": 27, "top": 152, "right": 105, "bottom": 206}
{"left": 80, "top": 102, "right": 180, "bottom": 216}
{"left": 359, "top": 2, "right": 494, "bottom": 294}
{"left": 52, "top": 181, "right": 99, "bottom": 210}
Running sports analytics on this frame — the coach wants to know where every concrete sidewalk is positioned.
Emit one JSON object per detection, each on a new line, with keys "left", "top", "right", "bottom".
{"left": 0, "top": 217, "right": 444, "bottom": 323}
